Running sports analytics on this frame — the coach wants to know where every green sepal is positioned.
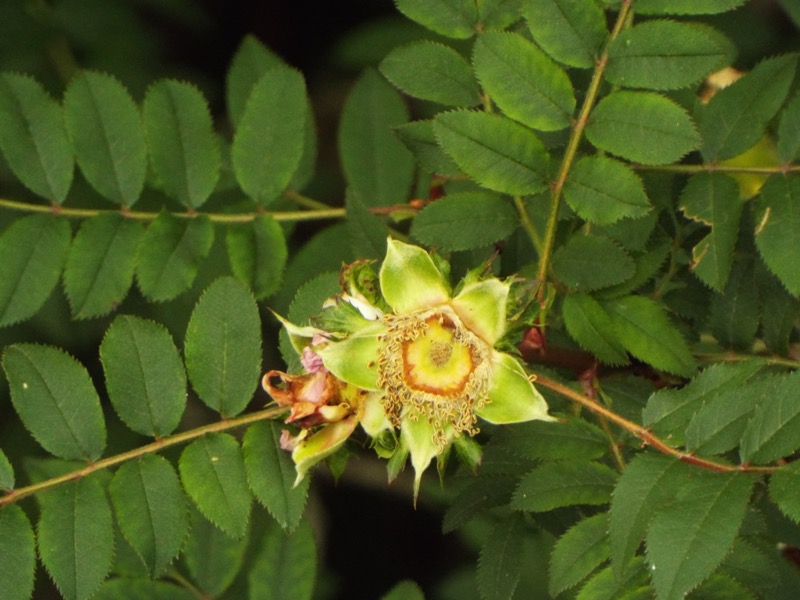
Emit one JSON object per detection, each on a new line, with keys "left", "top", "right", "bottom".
{"left": 451, "top": 278, "right": 510, "bottom": 345}
{"left": 479, "top": 351, "right": 553, "bottom": 424}
{"left": 380, "top": 238, "right": 450, "bottom": 314}
{"left": 316, "top": 322, "right": 385, "bottom": 391}
{"left": 292, "top": 416, "right": 359, "bottom": 485}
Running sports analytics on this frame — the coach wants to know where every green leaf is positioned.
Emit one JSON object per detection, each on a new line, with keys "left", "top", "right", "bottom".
{"left": 586, "top": 91, "right": 700, "bottom": 165}
{"left": 382, "top": 580, "right": 425, "bottom": 600}
{"left": 679, "top": 172, "right": 742, "bottom": 291}
{"left": 472, "top": 31, "right": 575, "bottom": 131}
{"left": 493, "top": 415, "right": 608, "bottom": 461}
{"left": 708, "top": 258, "right": 759, "bottom": 350}
{"left": 226, "top": 34, "right": 286, "bottom": 128}
{"left": 410, "top": 192, "right": 519, "bottom": 250}
{"left": 339, "top": 69, "right": 414, "bottom": 207}
{"left": 777, "top": 92, "right": 800, "bottom": 163}
{"left": 690, "top": 573, "right": 758, "bottom": 600}
{"left": 232, "top": 67, "right": 307, "bottom": 204}
{"left": 242, "top": 422, "right": 310, "bottom": 532}
{"left": 226, "top": 215, "right": 288, "bottom": 299}
{"left": 183, "top": 507, "right": 248, "bottom": 597}
{"left": 394, "top": 0, "right": 478, "bottom": 38}
{"left": 63, "top": 71, "right": 146, "bottom": 206}
{"left": 552, "top": 234, "right": 635, "bottom": 292}
{"left": 63, "top": 213, "right": 143, "bottom": 319}
{"left": 740, "top": 369, "right": 800, "bottom": 464}
{"left": 770, "top": 462, "right": 800, "bottom": 523}
{"left": 380, "top": 41, "right": 480, "bottom": 106}
{"left": 434, "top": 110, "right": 549, "bottom": 195}
{"left": 758, "top": 266, "right": 800, "bottom": 355}
{"left": 442, "top": 475, "right": 517, "bottom": 533}
{"left": 346, "top": 191, "right": 388, "bottom": 260}
{"left": 179, "top": 433, "right": 252, "bottom": 539}
{"left": 606, "top": 21, "right": 734, "bottom": 91}
{"left": 394, "top": 120, "right": 461, "bottom": 176}
{"left": 0, "top": 73, "right": 73, "bottom": 202}
{"left": 564, "top": 156, "right": 651, "bottom": 225}
{"left": 755, "top": 174, "right": 800, "bottom": 296}
{"left": 2, "top": 344, "right": 105, "bottom": 461}
{"left": 94, "top": 580, "right": 195, "bottom": 600}
{"left": 511, "top": 460, "right": 617, "bottom": 512}
{"left": 247, "top": 519, "right": 317, "bottom": 600}
{"left": 100, "top": 315, "right": 186, "bottom": 437}
{"left": 477, "top": 514, "right": 525, "bottom": 600}
{"left": 0, "top": 215, "right": 71, "bottom": 327}
{"left": 184, "top": 277, "right": 262, "bottom": 417}
{"left": 634, "top": 0, "right": 746, "bottom": 14}
{"left": 646, "top": 472, "right": 753, "bottom": 600}
{"left": 698, "top": 54, "right": 798, "bottom": 161}
{"left": 550, "top": 512, "right": 610, "bottom": 596}
{"left": 0, "top": 450, "right": 12, "bottom": 491}
{"left": 135, "top": 214, "right": 214, "bottom": 302}
{"left": 521, "top": 0, "right": 607, "bottom": 68}
{"left": 109, "top": 455, "right": 188, "bottom": 577}
{"left": 38, "top": 478, "right": 115, "bottom": 600}
{"left": 143, "top": 79, "right": 220, "bottom": 208}
{"left": 562, "top": 293, "right": 630, "bottom": 365}
{"left": 0, "top": 505, "right": 35, "bottom": 600}
{"left": 602, "top": 295, "right": 696, "bottom": 377}
{"left": 576, "top": 557, "right": 649, "bottom": 600}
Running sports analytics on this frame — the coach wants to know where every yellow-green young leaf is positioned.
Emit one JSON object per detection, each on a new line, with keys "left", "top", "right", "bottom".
{"left": 770, "top": 462, "right": 800, "bottom": 523}
{"left": 179, "top": 433, "right": 252, "bottom": 539}
{"left": 410, "top": 192, "right": 519, "bottom": 251}
{"left": 708, "top": 258, "right": 759, "bottom": 350}
{"left": 646, "top": 472, "right": 753, "bottom": 600}
{"left": 511, "top": 460, "right": 617, "bottom": 512}
{"left": 0, "top": 73, "right": 73, "bottom": 202}
{"left": 184, "top": 507, "right": 249, "bottom": 597}
{"left": 0, "top": 449, "right": 12, "bottom": 490}
{"left": 184, "top": 277, "right": 262, "bottom": 417}
{"left": 63, "top": 213, "right": 143, "bottom": 319}
{"left": 0, "top": 215, "right": 71, "bottom": 328}
{"left": 606, "top": 21, "right": 734, "bottom": 91}
{"left": 698, "top": 54, "right": 798, "bottom": 162}
{"left": 346, "top": 191, "right": 388, "bottom": 260}
{"left": 493, "top": 415, "right": 608, "bottom": 461}
{"left": 0, "top": 505, "right": 35, "bottom": 600}
{"left": 434, "top": 110, "right": 549, "bottom": 195}
{"left": 226, "top": 34, "right": 285, "bottom": 128}
{"left": 679, "top": 172, "right": 741, "bottom": 292}
{"left": 473, "top": 31, "right": 575, "bottom": 131}
{"left": 339, "top": 69, "right": 414, "bottom": 207}
{"left": 602, "top": 295, "right": 696, "bottom": 377}
{"left": 755, "top": 174, "right": 800, "bottom": 296}
{"left": 382, "top": 580, "right": 425, "bottom": 600}
{"left": 562, "top": 293, "right": 629, "bottom": 365}
{"left": 549, "top": 512, "right": 610, "bottom": 596}
{"left": 552, "top": 234, "right": 635, "bottom": 292}
{"left": 477, "top": 514, "right": 525, "bottom": 600}
{"left": 442, "top": 476, "right": 517, "bottom": 533}
{"left": 380, "top": 41, "right": 480, "bottom": 107}
{"left": 94, "top": 579, "right": 195, "bottom": 600}
{"left": 143, "top": 80, "right": 220, "bottom": 209}
{"left": 135, "top": 214, "right": 214, "bottom": 302}
{"left": 226, "top": 215, "right": 288, "bottom": 300}
{"left": 740, "top": 369, "right": 800, "bottom": 464}
{"left": 394, "top": 120, "right": 461, "bottom": 176}
{"left": 38, "top": 478, "right": 115, "bottom": 600}
{"left": 109, "top": 455, "right": 188, "bottom": 577}
{"left": 247, "top": 519, "right": 317, "bottom": 600}
{"left": 63, "top": 71, "right": 146, "bottom": 206}
{"left": 394, "top": 0, "right": 478, "bottom": 38}
{"left": 777, "top": 93, "right": 800, "bottom": 163}
{"left": 100, "top": 315, "right": 186, "bottom": 437}
{"left": 242, "top": 423, "right": 309, "bottom": 532}
{"left": 232, "top": 67, "right": 307, "bottom": 205}
{"left": 564, "top": 156, "right": 650, "bottom": 225}
{"left": 586, "top": 91, "right": 700, "bottom": 165}
{"left": 2, "top": 344, "right": 105, "bottom": 461}
{"left": 634, "top": 0, "right": 746, "bottom": 14}
{"left": 522, "top": 0, "right": 607, "bottom": 68}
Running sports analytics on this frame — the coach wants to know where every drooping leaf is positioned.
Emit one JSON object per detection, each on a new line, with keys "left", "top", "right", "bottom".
{"left": 179, "top": 433, "right": 252, "bottom": 539}
{"left": 646, "top": 472, "right": 754, "bottom": 600}
{"left": 63, "top": 71, "right": 146, "bottom": 206}
{"left": 394, "top": 0, "right": 478, "bottom": 38}
{"left": 382, "top": 580, "right": 425, "bottom": 600}
{"left": 143, "top": 79, "right": 220, "bottom": 208}
{"left": 2, "top": 344, "right": 105, "bottom": 461}
{"left": 708, "top": 258, "right": 759, "bottom": 350}
{"left": 100, "top": 315, "right": 186, "bottom": 437}
{"left": 634, "top": 0, "right": 747, "bottom": 15}
{"left": 379, "top": 41, "right": 480, "bottom": 106}
{"left": 184, "top": 277, "right": 262, "bottom": 417}
{"left": 521, "top": 0, "right": 607, "bottom": 68}
{"left": 226, "top": 34, "right": 286, "bottom": 128}
{"left": 93, "top": 579, "right": 195, "bottom": 600}
{"left": 777, "top": 92, "right": 800, "bottom": 163}
{"left": 511, "top": 460, "right": 617, "bottom": 512}
{"left": 38, "top": 478, "right": 115, "bottom": 600}
{"left": 698, "top": 54, "right": 798, "bottom": 161}
{"left": 0, "top": 73, "right": 73, "bottom": 202}
{"left": 346, "top": 191, "right": 388, "bottom": 260}
{"left": 242, "top": 422, "right": 309, "bottom": 532}
{"left": 232, "top": 67, "right": 307, "bottom": 205}
{"left": 0, "top": 505, "right": 35, "bottom": 600}
{"left": 394, "top": 120, "right": 461, "bottom": 176}
{"left": 410, "top": 192, "right": 519, "bottom": 251}
{"left": 586, "top": 91, "right": 700, "bottom": 165}
{"left": 493, "top": 415, "right": 608, "bottom": 462}
{"left": 740, "top": 369, "right": 800, "bottom": 464}
{"left": 477, "top": 514, "right": 525, "bottom": 600}
{"left": 472, "top": 31, "right": 575, "bottom": 131}
{"left": 63, "top": 213, "right": 143, "bottom": 319}
{"left": 442, "top": 475, "right": 517, "bottom": 533}
{"left": 770, "top": 462, "right": 800, "bottom": 523}
{"left": 135, "top": 214, "right": 214, "bottom": 302}
{"left": 226, "top": 215, "right": 288, "bottom": 299}
{"left": 0, "top": 215, "right": 71, "bottom": 327}
{"left": 247, "top": 519, "right": 317, "bottom": 600}
{"left": 562, "top": 293, "right": 630, "bottom": 365}
{"left": 339, "top": 69, "right": 414, "bottom": 207}
{"left": 754, "top": 174, "right": 800, "bottom": 296}
{"left": 552, "top": 234, "right": 635, "bottom": 292}
{"left": 109, "top": 455, "right": 188, "bottom": 577}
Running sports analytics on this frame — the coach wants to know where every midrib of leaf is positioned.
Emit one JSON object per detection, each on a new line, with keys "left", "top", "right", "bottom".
{"left": 129, "top": 323, "right": 158, "bottom": 434}
{"left": 443, "top": 119, "right": 538, "bottom": 173}
{"left": 165, "top": 86, "right": 192, "bottom": 204}
{"left": 135, "top": 463, "right": 159, "bottom": 565}
{"left": 152, "top": 221, "right": 196, "bottom": 291}
{"left": 568, "top": 178, "right": 645, "bottom": 208}
{"left": 424, "top": 52, "right": 476, "bottom": 98}
{"left": 596, "top": 113, "right": 694, "bottom": 142}
{"left": 0, "top": 219, "right": 48, "bottom": 317}
{"left": 10, "top": 85, "right": 58, "bottom": 198}
{"left": 700, "top": 192, "right": 730, "bottom": 281}
{"left": 69, "top": 484, "right": 80, "bottom": 597}
{"left": 611, "top": 304, "right": 689, "bottom": 369}
{"left": 367, "top": 84, "right": 391, "bottom": 200}
{"left": 554, "top": 1, "right": 592, "bottom": 58}
{"left": 74, "top": 221, "right": 124, "bottom": 314}
{"left": 84, "top": 82, "right": 127, "bottom": 205}
{"left": 220, "top": 320, "right": 231, "bottom": 416}
{"left": 203, "top": 438, "right": 235, "bottom": 516}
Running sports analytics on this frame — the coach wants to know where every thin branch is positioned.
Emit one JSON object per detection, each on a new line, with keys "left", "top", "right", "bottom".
{"left": 633, "top": 163, "right": 800, "bottom": 175}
